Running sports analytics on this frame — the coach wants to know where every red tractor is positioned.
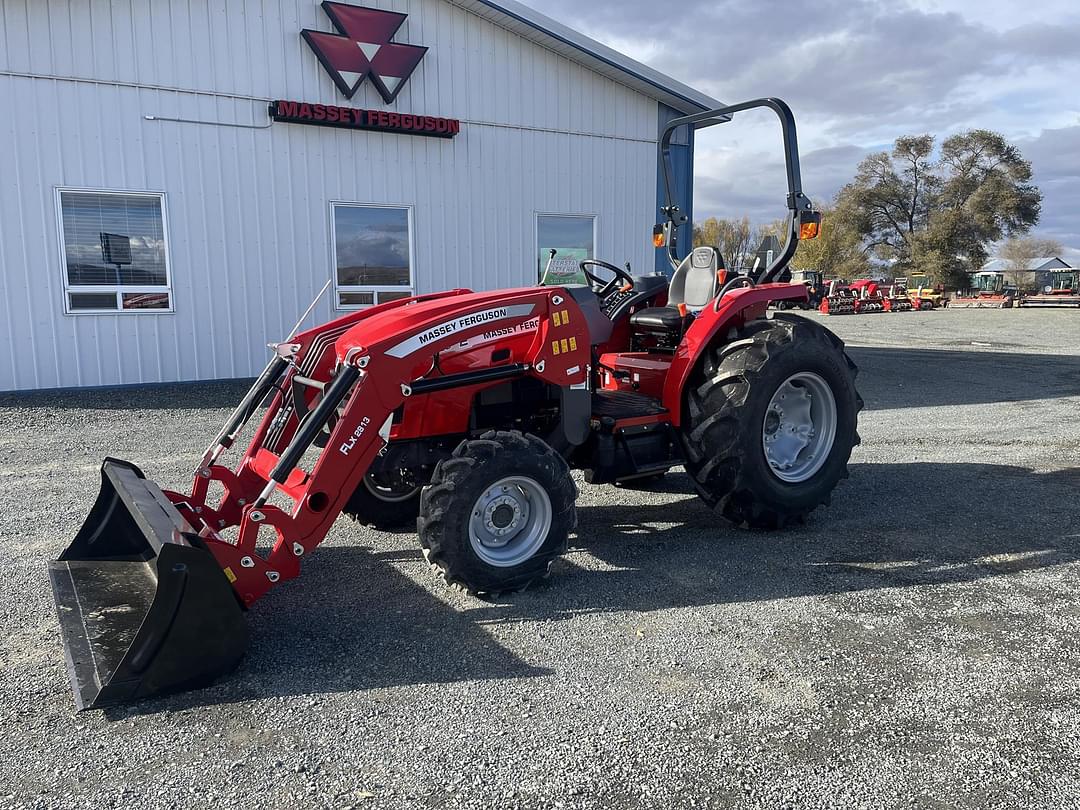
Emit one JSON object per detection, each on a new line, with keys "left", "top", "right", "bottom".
{"left": 49, "top": 99, "right": 863, "bottom": 709}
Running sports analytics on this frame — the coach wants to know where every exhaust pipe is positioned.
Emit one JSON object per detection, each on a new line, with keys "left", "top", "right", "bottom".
{"left": 48, "top": 459, "right": 248, "bottom": 710}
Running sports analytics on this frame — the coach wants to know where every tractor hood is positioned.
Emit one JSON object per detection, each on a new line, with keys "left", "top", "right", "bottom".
{"left": 331, "top": 287, "right": 545, "bottom": 363}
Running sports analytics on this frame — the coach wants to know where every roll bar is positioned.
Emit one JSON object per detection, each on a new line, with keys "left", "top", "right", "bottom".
{"left": 658, "top": 97, "right": 819, "bottom": 284}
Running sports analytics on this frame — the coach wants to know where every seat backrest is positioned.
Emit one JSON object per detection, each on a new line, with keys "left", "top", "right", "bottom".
{"left": 669, "top": 246, "right": 720, "bottom": 310}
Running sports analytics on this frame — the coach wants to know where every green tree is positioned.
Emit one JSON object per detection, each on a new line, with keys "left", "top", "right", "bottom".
{"left": 840, "top": 130, "right": 1041, "bottom": 288}
{"left": 692, "top": 216, "right": 722, "bottom": 250}
{"left": 761, "top": 203, "right": 870, "bottom": 281}
{"left": 790, "top": 203, "right": 870, "bottom": 280}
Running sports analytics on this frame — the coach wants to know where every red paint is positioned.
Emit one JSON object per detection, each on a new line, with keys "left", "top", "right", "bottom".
{"left": 166, "top": 278, "right": 818, "bottom": 606}
{"left": 597, "top": 351, "right": 670, "bottom": 399}
{"left": 168, "top": 287, "right": 589, "bottom": 605}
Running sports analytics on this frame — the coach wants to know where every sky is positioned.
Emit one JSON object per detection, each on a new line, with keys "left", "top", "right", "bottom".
{"left": 529, "top": 0, "right": 1080, "bottom": 262}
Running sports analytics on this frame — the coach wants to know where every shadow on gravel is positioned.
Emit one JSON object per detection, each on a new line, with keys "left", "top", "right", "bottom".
{"left": 848, "top": 346, "right": 1080, "bottom": 410}
{"left": 105, "top": 545, "right": 549, "bottom": 718}
{"left": 471, "top": 462, "right": 1080, "bottom": 624}
{"left": 97, "top": 461, "right": 1080, "bottom": 715}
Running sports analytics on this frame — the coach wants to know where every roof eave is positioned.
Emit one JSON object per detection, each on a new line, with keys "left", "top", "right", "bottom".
{"left": 444, "top": 0, "right": 722, "bottom": 115}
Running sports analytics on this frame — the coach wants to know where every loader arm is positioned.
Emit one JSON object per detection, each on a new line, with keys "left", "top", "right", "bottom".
{"left": 169, "top": 286, "right": 591, "bottom": 606}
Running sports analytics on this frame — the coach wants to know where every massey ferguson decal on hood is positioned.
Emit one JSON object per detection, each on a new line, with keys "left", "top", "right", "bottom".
{"left": 302, "top": 2, "right": 427, "bottom": 103}
{"left": 385, "top": 305, "right": 537, "bottom": 358}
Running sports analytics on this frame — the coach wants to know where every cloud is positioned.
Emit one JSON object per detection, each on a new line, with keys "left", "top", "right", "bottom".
{"left": 1018, "top": 125, "right": 1080, "bottom": 249}
{"left": 337, "top": 226, "right": 409, "bottom": 269}
{"left": 529, "top": 0, "right": 1080, "bottom": 253}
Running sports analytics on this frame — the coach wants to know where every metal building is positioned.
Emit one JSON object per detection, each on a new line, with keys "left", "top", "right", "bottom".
{"left": 0, "top": 0, "right": 715, "bottom": 391}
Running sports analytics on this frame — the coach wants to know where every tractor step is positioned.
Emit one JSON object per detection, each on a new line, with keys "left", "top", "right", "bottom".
{"left": 584, "top": 392, "right": 681, "bottom": 484}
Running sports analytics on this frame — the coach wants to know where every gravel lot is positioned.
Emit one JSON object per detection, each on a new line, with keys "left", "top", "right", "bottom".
{"left": 2, "top": 307, "right": 1080, "bottom": 809}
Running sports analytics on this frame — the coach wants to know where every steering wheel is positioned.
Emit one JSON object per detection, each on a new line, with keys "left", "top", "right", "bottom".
{"left": 580, "top": 259, "right": 634, "bottom": 298}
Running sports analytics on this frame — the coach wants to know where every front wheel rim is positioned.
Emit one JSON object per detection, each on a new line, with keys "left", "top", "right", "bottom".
{"left": 468, "top": 476, "right": 552, "bottom": 567}
{"left": 762, "top": 371, "right": 838, "bottom": 483}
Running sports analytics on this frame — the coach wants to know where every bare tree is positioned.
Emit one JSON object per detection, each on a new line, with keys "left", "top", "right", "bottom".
{"left": 1000, "top": 236, "right": 1064, "bottom": 291}
{"left": 693, "top": 216, "right": 755, "bottom": 270}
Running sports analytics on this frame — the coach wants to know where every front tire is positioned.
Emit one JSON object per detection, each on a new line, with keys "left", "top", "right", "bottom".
{"left": 418, "top": 431, "right": 577, "bottom": 596}
{"left": 681, "top": 314, "right": 862, "bottom": 528}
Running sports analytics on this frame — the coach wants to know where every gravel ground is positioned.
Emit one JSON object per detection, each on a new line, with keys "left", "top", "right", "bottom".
{"left": 2, "top": 307, "right": 1080, "bottom": 809}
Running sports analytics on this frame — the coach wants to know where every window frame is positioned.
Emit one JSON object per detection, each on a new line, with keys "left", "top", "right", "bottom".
{"left": 330, "top": 201, "right": 416, "bottom": 311}
{"left": 534, "top": 212, "right": 598, "bottom": 283}
{"left": 54, "top": 187, "right": 175, "bottom": 316}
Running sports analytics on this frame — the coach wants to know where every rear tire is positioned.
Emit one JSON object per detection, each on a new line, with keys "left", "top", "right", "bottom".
{"left": 681, "top": 313, "right": 862, "bottom": 528}
{"left": 418, "top": 431, "right": 577, "bottom": 596}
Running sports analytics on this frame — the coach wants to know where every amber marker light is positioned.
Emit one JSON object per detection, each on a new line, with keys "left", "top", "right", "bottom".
{"left": 799, "top": 217, "right": 822, "bottom": 240}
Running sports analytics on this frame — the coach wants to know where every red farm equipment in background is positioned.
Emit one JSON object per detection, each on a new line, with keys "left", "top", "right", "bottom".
{"left": 881, "top": 281, "right": 913, "bottom": 312}
{"left": 1019, "top": 270, "right": 1080, "bottom": 307}
{"left": 949, "top": 271, "right": 1016, "bottom": 308}
{"left": 819, "top": 280, "right": 858, "bottom": 315}
{"left": 847, "top": 280, "right": 886, "bottom": 313}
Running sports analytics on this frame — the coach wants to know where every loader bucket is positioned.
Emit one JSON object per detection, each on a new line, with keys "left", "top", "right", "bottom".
{"left": 48, "top": 458, "right": 248, "bottom": 710}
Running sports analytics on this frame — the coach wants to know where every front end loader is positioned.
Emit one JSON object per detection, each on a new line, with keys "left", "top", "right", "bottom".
{"left": 50, "top": 98, "right": 862, "bottom": 709}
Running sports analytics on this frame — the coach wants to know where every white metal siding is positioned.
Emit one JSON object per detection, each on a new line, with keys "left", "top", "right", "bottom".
{"left": 0, "top": 0, "right": 659, "bottom": 390}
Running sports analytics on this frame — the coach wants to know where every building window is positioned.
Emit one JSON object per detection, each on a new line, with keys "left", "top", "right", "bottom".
{"left": 537, "top": 214, "right": 596, "bottom": 286}
{"left": 332, "top": 203, "right": 414, "bottom": 309}
{"left": 56, "top": 189, "right": 172, "bottom": 313}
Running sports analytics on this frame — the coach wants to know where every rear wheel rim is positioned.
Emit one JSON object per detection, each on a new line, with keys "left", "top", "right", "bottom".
{"left": 762, "top": 371, "right": 837, "bottom": 483}
{"left": 468, "top": 476, "right": 552, "bottom": 567}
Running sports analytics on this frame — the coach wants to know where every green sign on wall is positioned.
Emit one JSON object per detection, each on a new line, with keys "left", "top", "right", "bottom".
{"left": 539, "top": 248, "right": 589, "bottom": 286}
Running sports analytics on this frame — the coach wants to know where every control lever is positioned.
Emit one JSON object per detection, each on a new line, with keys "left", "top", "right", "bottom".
{"left": 598, "top": 363, "right": 637, "bottom": 390}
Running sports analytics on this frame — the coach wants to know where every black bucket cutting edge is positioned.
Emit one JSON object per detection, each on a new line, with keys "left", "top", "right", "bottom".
{"left": 48, "top": 458, "right": 248, "bottom": 710}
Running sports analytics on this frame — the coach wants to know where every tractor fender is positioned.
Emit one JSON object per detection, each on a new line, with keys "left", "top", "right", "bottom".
{"left": 661, "top": 283, "right": 807, "bottom": 427}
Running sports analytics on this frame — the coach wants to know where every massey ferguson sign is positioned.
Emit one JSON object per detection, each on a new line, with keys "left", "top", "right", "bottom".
{"left": 269, "top": 100, "right": 460, "bottom": 138}
{"left": 302, "top": 2, "right": 426, "bottom": 103}
{"left": 274, "top": 2, "right": 460, "bottom": 139}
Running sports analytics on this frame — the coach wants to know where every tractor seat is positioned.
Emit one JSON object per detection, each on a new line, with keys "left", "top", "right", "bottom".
{"left": 630, "top": 246, "right": 722, "bottom": 336}
{"left": 629, "top": 307, "right": 687, "bottom": 332}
